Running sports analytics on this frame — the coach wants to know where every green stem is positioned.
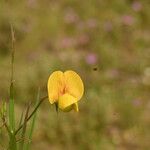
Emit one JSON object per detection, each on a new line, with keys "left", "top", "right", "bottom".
{"left": 9, "top": 133, "right": 17, "bottom": 150}
{"left": 19, "top": 103, "right": 31, "bottom": 150}
{"left": 8, "top": 24, "right": 16, "bottom": 150}
{"left": 15, "top": 96, "right": 48, "bottom": 135}
{"left": 25, "top": 88, "right": 40, "bottom": 150}
{"left": 9, "top": 24, "right": 15, "bottom": 131}
{"left": 1, "top": 115, "right": 11, "bottom": 135}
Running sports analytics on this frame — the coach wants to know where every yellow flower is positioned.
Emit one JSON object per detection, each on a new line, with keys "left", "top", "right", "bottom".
{"left": 47, "top": 70, "right": 84, "bottom": 112}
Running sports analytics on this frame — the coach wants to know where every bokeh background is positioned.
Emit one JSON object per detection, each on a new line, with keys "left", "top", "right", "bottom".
{"left": 0, "top": 0, "right": 150, "bottom": 149}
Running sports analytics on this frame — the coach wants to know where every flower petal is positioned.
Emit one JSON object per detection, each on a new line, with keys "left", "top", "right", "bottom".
{"left": 73, "top": 102, "right": 79, "bottom": 112}
{"left": 64, "top": 70, "right": 84, "bottom": 100}
{"left": 47, "top": 71, "right": 64, "bottom": 104}
{"left": 58, "top": 93, "right": 77, "bottom": 111}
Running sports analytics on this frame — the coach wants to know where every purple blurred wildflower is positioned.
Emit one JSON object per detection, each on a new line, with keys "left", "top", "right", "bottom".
{"left": 78, "top": 34, "right": 90, "bottom": 46}
{"left": 132, "top": 99, "right": 142, "bottom": 107}
{"left": 122, "top": 15, "right": 135, "bottom": 26}
{"left": 106, "top": 69, "right": 120, "bottom": 79}
{"left": 27, "top": 0, "right": 37, "bottom": 8}
{"left": 104, "top": 21, "right": 113, "bottom": 32}
{"left": 64, "top": 9, "right": 79, "bottom": 24}
{"left": 132, "top": 1, "right": 142, "bottom": 12}
{"left": 77, "top": 21, "right": 85, "bottom": 30}
{"left": 86, "top": 19, "right": 98, "bottom": 29}
{"left": 60, "top": 37, "right": 76, "bottom": 48}
{"left": 85, "top": 53, "right": 98, "bottom": 65}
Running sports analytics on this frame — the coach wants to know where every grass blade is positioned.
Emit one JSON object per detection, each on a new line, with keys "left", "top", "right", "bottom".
{"left": 15, "top": 96, "right": 47, "bottom": 135}
{"left": 25, "top": 88, "right": 40, "bottom": 150}
{"left": 19, "top": 102, "right": 31, "bottom": 150}
{"left": 18, "top": 110, "right": 24, "bottom": 130}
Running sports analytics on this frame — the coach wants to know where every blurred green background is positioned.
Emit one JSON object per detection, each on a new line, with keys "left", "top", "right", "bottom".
{"left": 0, "top": 0, "right": 150, "bottom": 149}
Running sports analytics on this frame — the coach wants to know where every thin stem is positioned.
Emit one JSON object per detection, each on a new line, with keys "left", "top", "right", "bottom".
{"left": 19, "top": 102, "right": 31, "bottom": 150}
{"left": 10, "top": 24, "right": 15, "bottom": 84}
{"left": 8, "top": 23, "right": 17, "bottom": 150}
{"left": 15, "top": 96, "right": 48, "bottom": 135}
{"left": 1, "top": 116, "right": 11, "bottom": 135}
{"left": 9, "top": 24, "right": 15, "bottom": 132}
{"left": 25, "top": 88, "right": 40, "bottom": 150}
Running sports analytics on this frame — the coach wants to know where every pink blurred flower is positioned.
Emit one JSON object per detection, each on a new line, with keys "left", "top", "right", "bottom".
{"left": 132, "top": 99, "right": 142, "bottom": 107}
{"left": 104, "top": 21, "right": 113, "bottom": 32}
{"left": 85, "top": 53, "right": 98, "bottom": 65}
{"left": 122, "top": 15, "right": 135, "bottom": 26}
{"left": 64, "top": 9, "right": 79, "bottom": 24}
{"left": 106, "top": 69, "right": 120, "bottom": 79}
{"left": 86, "top": 19, "right": 98, "bottom": 28}
{"left": 78, "top": 34, "right": 90, "bottom": 46}
{"left": 132, "top": 1, "right": 142, "bottom": 12}
{"left": 60, "top": 37, "right": 76, "bottom": 48}
{"left": 77, "top": 21, "right": 85, "bottom": 30}
{"left": 27, "top": 0, "right": 37, "bottom": 8}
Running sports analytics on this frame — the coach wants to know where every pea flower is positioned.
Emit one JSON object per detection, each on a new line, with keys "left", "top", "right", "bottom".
{"left": 47, "top": 70, "right": 84, "bottom": 112}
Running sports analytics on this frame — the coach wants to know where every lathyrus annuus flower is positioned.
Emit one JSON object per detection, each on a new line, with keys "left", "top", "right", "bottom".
{"left": 47, "top": 70, "right": 84, "bottom": 112}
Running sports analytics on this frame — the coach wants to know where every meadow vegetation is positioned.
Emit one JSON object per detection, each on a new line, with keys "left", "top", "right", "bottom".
{"left": 0, "top": 0, "right": 150, "bottom": 149}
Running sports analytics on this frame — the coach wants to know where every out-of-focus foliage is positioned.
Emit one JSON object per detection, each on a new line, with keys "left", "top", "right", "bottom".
{"left": 0, "top": 0, "right": 150, "bottom": 149}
